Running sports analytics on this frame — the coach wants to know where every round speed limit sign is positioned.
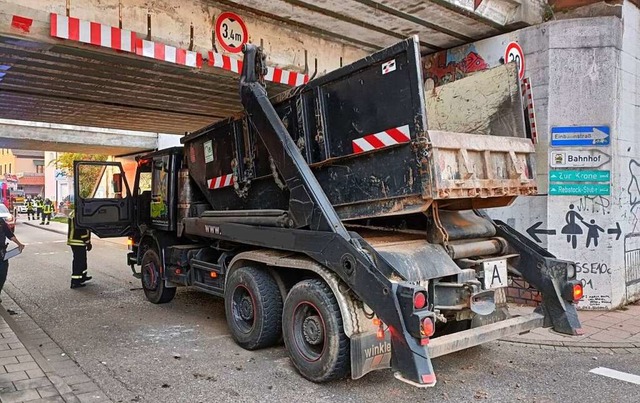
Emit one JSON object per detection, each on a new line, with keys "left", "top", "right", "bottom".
{"left": 215, "top": 12, "right": 248, "bottom": 53}
{"left": 504, "top": 42, "right": 525, "bottom": 79}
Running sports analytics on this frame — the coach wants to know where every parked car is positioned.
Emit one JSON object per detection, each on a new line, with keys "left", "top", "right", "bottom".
{"left": 0, "top": 204, "right": 16, "bottom": 232}
{"left": 16, "top": 204, "right": 27, "bottom": 214}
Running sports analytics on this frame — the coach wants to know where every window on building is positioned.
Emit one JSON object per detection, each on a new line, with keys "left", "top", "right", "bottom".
{"left": 36, "top": 165, "right": 44, "bottom": 174}
{"left": 8, "top": 163, "right": 11, "bottom": 174}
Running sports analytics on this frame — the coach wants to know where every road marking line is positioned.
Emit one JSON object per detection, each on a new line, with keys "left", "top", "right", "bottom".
{"left": 590, "top": 367, "right": 640, "bottom": 385}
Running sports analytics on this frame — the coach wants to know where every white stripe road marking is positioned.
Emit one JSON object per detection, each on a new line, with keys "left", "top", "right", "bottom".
{"left": 590, "top": 367, "right": 640, "bottom": 385}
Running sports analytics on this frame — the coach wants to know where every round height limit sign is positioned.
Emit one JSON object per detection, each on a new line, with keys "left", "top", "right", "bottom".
{"left": 504, "top": 41, "right": 525, "bottom": 79}
{"left": 215, "top": 12, "right": 248, "bottom": 53}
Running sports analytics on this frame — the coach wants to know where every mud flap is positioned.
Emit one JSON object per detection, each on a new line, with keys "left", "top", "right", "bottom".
{"left": 491, "top": 219, "right": 583, "bottom": 335}
{"left": 350, "top": 331, "right": 437, "bottom": 387}
{"left": 350, "top": 332, "right": 392, "bottom": 379}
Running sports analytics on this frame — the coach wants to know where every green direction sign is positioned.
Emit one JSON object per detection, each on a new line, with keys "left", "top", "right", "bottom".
{"left": 549, "top": 170, "right": 610, "bottom": 183}
{"left": 549, "top": 183, "right": 610, "bottom": 196}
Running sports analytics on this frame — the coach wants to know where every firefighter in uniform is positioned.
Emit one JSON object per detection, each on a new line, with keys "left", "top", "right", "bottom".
{"left": 40, "top": 199, "right": 53, "bottom": 225}
{"left": 26, "top": 198, "right": 35, "bottom": 221}
{"left": 35, "top": 197, "right": 43, "bottom": 220}
{"left": 67, "top": 211, "right": 92, "bottom": 289}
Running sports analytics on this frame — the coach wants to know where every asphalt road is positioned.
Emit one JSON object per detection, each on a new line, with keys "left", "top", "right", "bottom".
{"left": 2, "top": 222, "right": 639, "bottom": 402}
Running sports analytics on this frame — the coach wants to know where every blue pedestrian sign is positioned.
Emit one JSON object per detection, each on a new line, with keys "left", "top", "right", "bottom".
{"left": 550, "top": 126, "right": 610, "bottom": 147}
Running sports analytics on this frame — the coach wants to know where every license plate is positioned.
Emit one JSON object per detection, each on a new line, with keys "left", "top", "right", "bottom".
{"left": 483, "top": 259, "right": 508, "bottom": 289}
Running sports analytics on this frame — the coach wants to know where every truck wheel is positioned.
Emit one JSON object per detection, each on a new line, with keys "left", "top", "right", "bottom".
{"left": 141, "top": 249, "right": 176, "bottom": 304}
{"left": 282, "top": 279, "right": 350, "bottom": 383}
{"left": 225, "top": 266, "right": 283, "bottom": 350}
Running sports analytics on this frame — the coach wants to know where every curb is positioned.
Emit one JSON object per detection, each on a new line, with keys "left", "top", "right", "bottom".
{"left": 500, "top": 336, "right": 640, "bottom": 349}
{"left": 23, "top": 221, "right": 66, "bottom": 236}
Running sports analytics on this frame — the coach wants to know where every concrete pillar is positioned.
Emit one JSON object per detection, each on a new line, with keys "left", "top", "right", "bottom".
{"left": 423, "top": 2, "right": 640, "bottom": 309}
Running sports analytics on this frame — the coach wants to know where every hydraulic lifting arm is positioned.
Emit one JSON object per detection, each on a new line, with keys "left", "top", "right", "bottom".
{"left": 239, "top": 44, "right": 439, "bottom": 387}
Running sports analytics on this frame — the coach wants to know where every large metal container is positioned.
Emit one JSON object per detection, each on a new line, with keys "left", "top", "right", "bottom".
{"left": 181, "top": 38, "right": 537, "bottom": 221}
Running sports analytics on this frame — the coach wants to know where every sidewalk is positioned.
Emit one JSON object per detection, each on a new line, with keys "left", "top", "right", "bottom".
{"left": 0, "top": 293, "right": 110, "bottom": 403}
{"left": 504, "top": 302, "right": 640, "bottom": 351}
{"left": 22, "top": 219, "right": 640, "bottom": 352}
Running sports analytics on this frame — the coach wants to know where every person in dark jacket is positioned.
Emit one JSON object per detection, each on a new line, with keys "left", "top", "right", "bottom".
{"left": 0, "top": 217, "right": 25, "bottom": 302}
{"left": 67, "top": 211, "right": 92, "bottom": 289}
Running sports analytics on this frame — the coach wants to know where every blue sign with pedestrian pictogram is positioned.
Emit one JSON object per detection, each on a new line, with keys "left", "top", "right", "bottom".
{"left": 551, "top": 126, "right": 610, "bottom": 147}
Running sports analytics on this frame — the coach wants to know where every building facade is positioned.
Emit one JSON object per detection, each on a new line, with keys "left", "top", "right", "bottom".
{"left": 0, "top": 149, "right": 45, "bottom": 196}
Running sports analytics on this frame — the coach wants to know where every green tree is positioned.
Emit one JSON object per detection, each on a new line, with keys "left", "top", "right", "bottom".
{"left": 50, "top": 153, "right": 109, "bottom": 200}
{"left": 50, "top": 153, "right": 108, "bottom": 176}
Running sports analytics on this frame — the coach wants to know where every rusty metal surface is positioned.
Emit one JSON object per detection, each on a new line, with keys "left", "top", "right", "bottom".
{"left": 365, "top": 233, "right": 462, "bottom": 281}
{"left": 426, "top": 131, "right": 538, "bottom": 201}
{"left": 447, "top": 238, "right": 504, "bottom": 259}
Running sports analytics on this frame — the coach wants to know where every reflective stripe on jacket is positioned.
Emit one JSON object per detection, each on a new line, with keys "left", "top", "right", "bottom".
{"left": 43, "top": 204, "right": 53, "bottom": 214}
{"left": 67, "top": 211, "right": 91, "bottom": 246}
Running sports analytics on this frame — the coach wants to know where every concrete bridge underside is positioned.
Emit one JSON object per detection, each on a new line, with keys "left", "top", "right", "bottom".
{"left": 0, "top": 0, "right": 543, "bottom": 152}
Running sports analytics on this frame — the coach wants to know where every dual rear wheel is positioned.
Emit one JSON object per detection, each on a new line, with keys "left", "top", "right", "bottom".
{"left": 224, "top": 267, "right": 350, "bottom": 382}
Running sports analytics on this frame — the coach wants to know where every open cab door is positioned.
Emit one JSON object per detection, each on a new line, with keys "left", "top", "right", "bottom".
{"left": 73, "top": 161, "right": 134, "bottom": 238}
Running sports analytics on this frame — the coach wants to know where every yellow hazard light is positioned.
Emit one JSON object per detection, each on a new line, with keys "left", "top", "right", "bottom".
{"left": 210, "top": 272, "right": 218, "bottom": 278}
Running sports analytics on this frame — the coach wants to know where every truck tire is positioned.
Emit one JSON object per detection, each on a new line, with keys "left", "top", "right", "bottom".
{"left": 282, "top": 279, "right": 350, "bottom": 383}
{"left": 141, "top": 249, "right": 176, "bottom": 304}
{"left": 224, "top": 266, "right": 283, "bottom": 350}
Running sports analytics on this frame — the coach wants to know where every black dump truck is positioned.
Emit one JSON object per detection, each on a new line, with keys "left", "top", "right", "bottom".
{"left": 74, "top": 37, "right": 582, "bottom": 387}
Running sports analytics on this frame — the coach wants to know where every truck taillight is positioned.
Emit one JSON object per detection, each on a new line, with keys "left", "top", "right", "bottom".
{"left": 413, "top": 291, "right": 427, "bottom": 310}
{"left": 573, "top": 283, "right": 583, "bottom": 301}
{"left": 127, "top": 238, "right": 133, "bottom": 250}
{"left": 421, "top": 317, "right": 435, "bottom": 338}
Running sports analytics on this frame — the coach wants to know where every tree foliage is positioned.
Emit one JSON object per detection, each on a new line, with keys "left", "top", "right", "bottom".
{"left": 51, "top": 153, "right": 108, "bottom": 176}
{"left": 51, "top": 153, "right": 109, "bottom": 200}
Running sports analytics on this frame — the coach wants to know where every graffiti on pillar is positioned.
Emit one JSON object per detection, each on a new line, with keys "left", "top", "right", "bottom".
{"left": 628, "top": 159, "right": 640, "bottom": 213}
{"left": 577, "top": 195, "right": 611, "bottom": 215}
{"left": 423, "top": 45, "right": 489, "bottom": 87}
